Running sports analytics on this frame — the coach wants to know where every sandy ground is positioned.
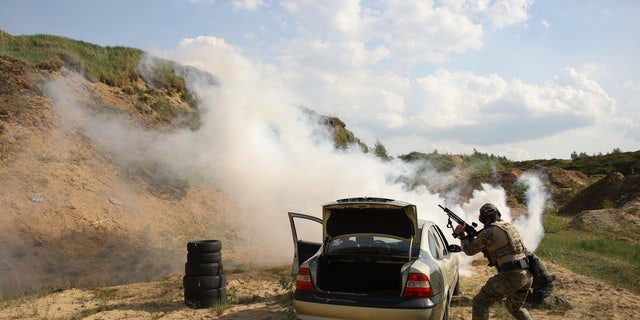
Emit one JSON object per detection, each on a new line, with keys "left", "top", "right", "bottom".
{"left": 1, "top": 259, "right": 639, "bottom": 320}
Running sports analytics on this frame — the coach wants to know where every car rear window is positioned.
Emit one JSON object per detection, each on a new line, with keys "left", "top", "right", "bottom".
{"left": 326, "top": 235, "right": 416, "bottom": 256}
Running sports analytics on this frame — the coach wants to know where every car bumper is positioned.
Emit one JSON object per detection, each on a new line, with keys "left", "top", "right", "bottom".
{"left": 293, "top": 291, "right": 442, "bottom": 320}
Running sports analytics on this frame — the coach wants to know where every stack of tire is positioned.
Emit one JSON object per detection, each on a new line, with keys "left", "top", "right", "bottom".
{"left": 184, "top": 240, "right": 227, "bottom": 308}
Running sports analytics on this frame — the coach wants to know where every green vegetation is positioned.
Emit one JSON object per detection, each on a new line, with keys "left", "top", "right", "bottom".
{"left": 537, "top": 212, "right": 640, "bottom": 294}
{"left": 517, "top": 148, "right": 640, "bottom": 176}
{"left": 398, "top": 148, "right": 510, "bottom": 177}
{"left": 397, "top": 147, "right": 639, "bottom": 179}
{"left": 322, "top": 116, "right": 369, "bottom": 152}
{"left": 373, "top": 140, "right": 391, "bottom": 161}
{"left": 0, "top": 29, "right": 204, "bottom": 127}
{"left": 563, "top": 150, "right": 640, "bottom": 176}
{"left": 0, "top": 31, "right": 143, "bottom": 87}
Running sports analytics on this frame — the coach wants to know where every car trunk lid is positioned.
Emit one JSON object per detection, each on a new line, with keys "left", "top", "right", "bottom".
{"left": 322, "top": 197, "right": 419, "bottom": 246}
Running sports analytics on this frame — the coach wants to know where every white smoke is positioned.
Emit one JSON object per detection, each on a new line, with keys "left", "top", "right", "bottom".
{"left": 512, "top": 172, "right": 550, "bottom": 252}
{"left": 158, "top": 37, "right": 553, "bottom": 264}
{"left": 46, "top": 36, "right": 551, "bottom": 268}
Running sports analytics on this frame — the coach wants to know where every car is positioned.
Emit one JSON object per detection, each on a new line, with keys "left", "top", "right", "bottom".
{"left": 288, "top": 197, "right": 461, "bottom": 320}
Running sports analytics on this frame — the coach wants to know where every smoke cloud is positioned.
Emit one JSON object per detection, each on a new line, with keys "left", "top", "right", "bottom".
{"left": 512, "top": 172, "right": 550, "bottom": 252}
{"left": 47, "top": 36, "right": 552, "bottom": 270}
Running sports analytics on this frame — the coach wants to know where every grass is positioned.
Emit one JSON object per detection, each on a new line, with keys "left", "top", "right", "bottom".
{"left": 0, "top": 30, "right": 202, "bottom": 127}
{"left": 0, "top": 285, "right": 57, "bottom": 318}
{"left": 0, "top": 32, "right": 143, "bottom": 87}
{"left": 1, "top": 31, "right": 177, "bottom": 90}
{"left": 536, "top": 212, "right": 640, "bottom": 294}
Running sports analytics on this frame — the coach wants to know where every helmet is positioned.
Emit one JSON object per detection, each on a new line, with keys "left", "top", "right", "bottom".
{"left": 479, "top": 203, "right": 501, "bottom": 222}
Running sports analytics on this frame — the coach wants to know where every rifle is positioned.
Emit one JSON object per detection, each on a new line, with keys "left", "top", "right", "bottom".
{"left": 438, "top": 204, "right": 479, "bottom": 240}
{"left": 439, "top": 204, "right": 496, "bottom": 266}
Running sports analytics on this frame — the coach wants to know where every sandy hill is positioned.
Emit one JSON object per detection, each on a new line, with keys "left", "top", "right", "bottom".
{"left": 0, "top": 58, "right": 247, "bottom": 295}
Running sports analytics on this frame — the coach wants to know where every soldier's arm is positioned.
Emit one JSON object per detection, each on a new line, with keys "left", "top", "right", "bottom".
{"left": 461, "top": 227, "right": 494, "bottom": 256}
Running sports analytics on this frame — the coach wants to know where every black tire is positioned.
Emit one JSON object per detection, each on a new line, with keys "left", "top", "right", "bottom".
{"left": 187, "top": 251, "right": 222, "bottom": 263}
{"left": 187, "top": 240, "right": 222, "bottom": 253}
{"left": 184, "top": 287, "right": 227, "bottom": 309}
{"left": 185, "top": 262, "right": 222, "bottom": 276}
{"left": 183, "top": 275, "right": 227, "bottom": 291}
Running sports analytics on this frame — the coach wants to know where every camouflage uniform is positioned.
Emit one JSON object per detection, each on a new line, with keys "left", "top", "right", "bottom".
{"left": 525, "top": 251, "right": 555, "bottom": 306}
{"left": 459, "top": 204, "right": 533, "bottom": 320}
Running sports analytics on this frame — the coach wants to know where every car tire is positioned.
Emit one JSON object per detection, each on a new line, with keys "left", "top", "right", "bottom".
{"left": 184, "top": 240, "right": 227, "bottom": 309}
{"left": 184, "top": 287, "right": 227, "bottom": 309}
{"left": 183, "top": 274, "right": 227, "bottom": 291}
{"left": 187, "top": 240, "right": 222, "bottom": 253}
{"left": 187, "top": 251, "right": 222, "bottom": 263}
{"left": 185, "top": 262, "right": 222, "bottom": 276}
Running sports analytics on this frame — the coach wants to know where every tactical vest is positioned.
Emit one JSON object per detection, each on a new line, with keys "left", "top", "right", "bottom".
{"left": 491, "top": 220, "right": 526, "bottom": 259}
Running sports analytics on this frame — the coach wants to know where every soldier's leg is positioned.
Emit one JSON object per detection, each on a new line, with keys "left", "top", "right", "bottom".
{"left": 473, "top": 271, "right": 532, "bottom": 320}
{"left": 472, "top": 274, "right": 508, "bottom": 320}
{"left": 505, "top": 272, "right": 533, "bottom": 320}
{"left": 505, "top": 288, "right": 532, "bottom": 320}
{"left": 527, "top": 252, "right": 555, "bottom": 307}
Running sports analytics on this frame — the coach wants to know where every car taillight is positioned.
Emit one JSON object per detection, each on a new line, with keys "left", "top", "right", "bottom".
{"left": 403, "top": 273, "right": 432, "bottom": 297}
{"left": 296, "top": 267, "right": 314, "bottom": 291}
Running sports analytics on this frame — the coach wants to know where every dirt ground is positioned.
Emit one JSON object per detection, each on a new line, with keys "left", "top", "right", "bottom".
{"left": 1, "top": 258, "right": 639, "bottom": 320}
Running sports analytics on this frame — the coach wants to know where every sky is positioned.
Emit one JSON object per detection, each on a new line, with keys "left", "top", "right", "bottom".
{"left": 1, "top": 0, "right": 639, "bottom": 160}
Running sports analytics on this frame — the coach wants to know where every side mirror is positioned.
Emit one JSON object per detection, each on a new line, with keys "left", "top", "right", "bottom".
{"left": 447, "top": 244, "right": 462, "bottom": 253}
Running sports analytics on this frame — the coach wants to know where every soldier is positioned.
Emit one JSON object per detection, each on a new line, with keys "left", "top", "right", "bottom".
{"left": 454, "top": 203, "right": 533, "bottom": 320}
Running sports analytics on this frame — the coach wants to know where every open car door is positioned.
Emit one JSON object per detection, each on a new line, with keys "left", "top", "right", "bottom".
{"left": 288, "top": 212, "right": 322, "bottom": 276}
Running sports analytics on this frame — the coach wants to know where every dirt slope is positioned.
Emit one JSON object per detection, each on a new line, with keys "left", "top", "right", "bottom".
{"left": 0, "top": 66, "right": 247, "bottom": 296}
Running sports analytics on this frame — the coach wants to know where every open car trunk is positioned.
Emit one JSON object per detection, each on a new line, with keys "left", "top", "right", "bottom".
{"left": 314, "top": 199, "right": 420, "bottom": 296}
{"left": 317, "top": 255, "right": 410, "bottom": 296}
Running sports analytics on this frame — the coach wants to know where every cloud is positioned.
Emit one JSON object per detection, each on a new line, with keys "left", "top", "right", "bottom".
{"left": 187, "top": 0, "right": 214, "bottom": 5}
{"left": 444, "top": 0, "right": 534, "bottom": 30}
{"left": 624, "top": 78, "right": 640, "bottom": 92}
{"left": 245, "top": 1, "right": 619, "bottom": 151}
{"left": 309, "top": 64, "right": 615, "bottom": 145}
{"left": 274, "top": 1, "right": 485, "bottom": 68}
{"left": 541, "top": 19, "right": 550, "bottom": 29}
{"left": 483, "top": 0, "right": 534, "bottom": 29}
{"left": 406, "top": 68, "right": 616, "bottom": 145}
{"left": 231, "top": 0, "right": 265, "bottom": 11}
{"left": 279, "top": 59, "right": 616, "bottom": 149}
{"left": 163, "top": 1, "right": 633, "bottom": 160}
